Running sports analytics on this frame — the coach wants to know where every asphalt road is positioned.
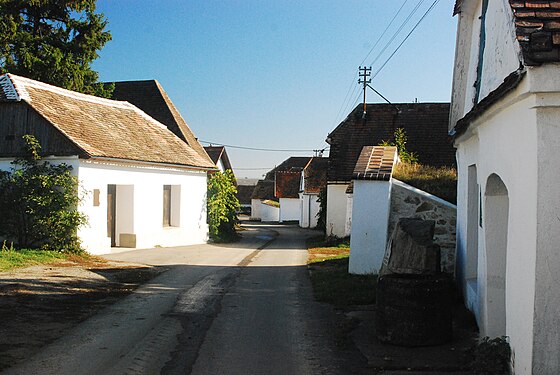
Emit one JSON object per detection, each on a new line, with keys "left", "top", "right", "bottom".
{"left": 4, "top": 223, "right": 346, "bottom": 375}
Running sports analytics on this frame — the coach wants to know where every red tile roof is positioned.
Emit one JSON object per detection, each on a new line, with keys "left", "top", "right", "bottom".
{"left": 0, "top": 74, "right": 216, "bottom": 169}
{"left": 275, "top": 171, "right": 301, "bottom": 199}
{"left": 454, "top": 0, "right": 560, "bottom": 65}
{"left": 352, "top": 146, "right": 398, "bottom": 181}
{"left": 326, "top": 103, "right": 454, "bottom": 183}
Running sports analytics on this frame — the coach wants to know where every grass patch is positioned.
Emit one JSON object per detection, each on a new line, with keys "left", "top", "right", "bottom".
{"left": 393, "top": 162, "right": 457, "bottom": 204}
{"left": 0, "top": 249, "right": 68, "bottom": 271}
{"left": 307, "top": 237, "right": 376, "bottom": 307}
{"left": 262, "top": 199, "right": 280, "bottom": 208}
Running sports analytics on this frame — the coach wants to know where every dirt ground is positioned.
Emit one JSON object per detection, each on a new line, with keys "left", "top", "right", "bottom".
{"left": 0, "top": 258, "right": 163, "bottom": 371}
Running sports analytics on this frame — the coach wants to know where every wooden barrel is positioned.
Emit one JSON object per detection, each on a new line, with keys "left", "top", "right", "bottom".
{"left": 376, "top": 274, "right": 453, "bottom": 346}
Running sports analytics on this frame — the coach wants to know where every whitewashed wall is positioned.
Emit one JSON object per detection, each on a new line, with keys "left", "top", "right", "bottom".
{"left": 455, "top": 82, "right": 539, "bottom": 374}
{"left": 349, "top": 180, "right": 391, "bottom": 275}
{"left": 326, "top": 184, "right": 350, "bottom": 237}
{"left": 77, "top": 160, "right": 208, "bottom": 254}
{"left": 251, "top": 198, "right": 262, "bottom": 220}
{"left": 279, "top": 198, "right": 299, "bottom": 222}
{"left": 260, "top": 203, "right": 279, "bottom": 222}
{"left": 299, "top": 193, "right": 320, "bottom": 228}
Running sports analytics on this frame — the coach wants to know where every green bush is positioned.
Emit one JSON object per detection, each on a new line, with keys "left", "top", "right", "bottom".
{"left": 0, "top": 135, "right": 87, "bottom": 253}
{"left": 207, "top": 170, "right": 240, "bottom": 242}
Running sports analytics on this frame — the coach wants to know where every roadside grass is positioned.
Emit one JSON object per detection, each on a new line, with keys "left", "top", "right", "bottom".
{"left": 393, "top": 162, "right": 457, "bottom": 204}
{"left": 307, "top": 236, "right": 376, "bottom": 307}
{"left": 0, "top": 249, "right": 107, "bottom": 272}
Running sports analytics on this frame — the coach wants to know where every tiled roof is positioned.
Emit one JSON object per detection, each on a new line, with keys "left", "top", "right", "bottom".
{"left": 303, "top": 157, "right": 328, "bottom": 193}
{"left": 111, "top": 80, "right": 213, "bottom": 165}
{"left": 251, "top": 179, "right": 275, "bottom": 200}
{"left": 454, "top": 0, "right": 560, "bottom": 65}
{"left": 326, "top": 103, "right": 454, "bottom": 183}
{"left": 352, "top": 146, "right": 398, "bottom": 181}
{"left": 0, "top": 74, "right": 216, "bottom": 169}
{"left": 204, "top": 146, "right": 233, "bottom": 171}
{"left": 275, "top": 171, "right": 301, "bottom": 199}
{"left": 264, "top": 156, "right": 311, "bottom": 180}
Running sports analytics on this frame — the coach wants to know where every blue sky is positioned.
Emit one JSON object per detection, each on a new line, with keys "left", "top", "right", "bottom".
{"left": 93, "top": 1, "right": 458, "bottom": 178}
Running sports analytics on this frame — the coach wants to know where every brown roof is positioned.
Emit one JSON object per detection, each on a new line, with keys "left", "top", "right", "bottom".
{"left": 0, "top": 74, "right": 216, "bottom": 169}
{"left": 235, "top": 185, "right": 255, "bottom": 205}
{"left": 264, "top": 156, "right": 311, "bottom": 180}
{"left": 326, "top": 103, "right": 454, "bottom": 183}
{"left": 455, "top": 0, "right": 560, "bottom": 65}
{"left": 251, "top": 180, "right": 275, "bottom": 200}
{"left": 111, "top": 80, "right": 213, "bottom": 165}
{"left": 275, "top": 171, "right": 301, "bottom": 199}
{"left": 204, "top": 146, "right": 233, "bottom": 171}
{"left": 303, "top": 157, "right": 328, "bottom": 193}
{"left": 352, "top": 146, "right": 398, "bottom": 181}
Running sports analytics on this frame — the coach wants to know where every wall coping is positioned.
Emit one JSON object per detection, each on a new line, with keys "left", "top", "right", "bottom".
{"left": 392, "top": 179, "right": 457, "bottom": 210}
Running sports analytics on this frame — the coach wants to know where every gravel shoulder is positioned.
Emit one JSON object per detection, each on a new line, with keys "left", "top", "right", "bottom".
{"left": 0, "top": 258, "right": 163, "bottom": 371}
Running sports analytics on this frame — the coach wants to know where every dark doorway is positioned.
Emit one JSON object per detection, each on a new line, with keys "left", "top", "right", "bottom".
{"left": 107, "top": 184, "right": 116, "bottom": 247}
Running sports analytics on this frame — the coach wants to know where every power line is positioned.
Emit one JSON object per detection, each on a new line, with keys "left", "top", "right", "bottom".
{"left": 200, "top": 140, "right": 329, "bottom": 153}
{"left": 372, "top": 0, "right": 441, "bottom": 79}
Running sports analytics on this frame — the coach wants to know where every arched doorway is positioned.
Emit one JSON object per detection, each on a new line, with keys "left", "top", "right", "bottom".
{"left": 483, "top": 173, "right": 509, "bottom": 337}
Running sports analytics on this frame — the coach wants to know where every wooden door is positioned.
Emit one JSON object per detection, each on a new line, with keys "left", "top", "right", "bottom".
{"left": 107, "top": 184, "right": 116, "bottom": 247}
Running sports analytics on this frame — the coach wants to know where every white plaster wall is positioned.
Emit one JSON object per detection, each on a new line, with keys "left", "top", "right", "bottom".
{"left": 349, "top": 180, "right": 391, "bottom": 275}
{"left": 260, "top": 203, "right": 279, "bottom": 222}
{"left": 326, "top": 184, "right": 350, "bottom": 237}
{"left": 77, "top": 160, "right": 208, "bottom": 255}
{"left": 455, "top": 89, "right": 538, "bottom": 374}
{"left": 532, "top": 101, "right": 560, "bottom": 374}
{"left": 216, "top": 158, "right": 225, "bottom": 172}
{"left": 251, "top": 198, "right": 262, "bottom": 220}
{"left": 478, "top": 0, "right": 520, "bottom": 101}
{"left": 300, "top": 193, "right": 320, "bottom": 228}
{"left": 279, "top": 198, "right": 300, "bottom": 222}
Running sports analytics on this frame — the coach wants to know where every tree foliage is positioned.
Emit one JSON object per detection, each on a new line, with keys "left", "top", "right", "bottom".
{"left": 0, "top": 0, "right": 113, "bottom": 97}
{"left": 207, "top": 170, "right": 240, "bottom": 242}
{"left": 0, "top": 135, "right": 87, "bottom": 252}
{"left": 316, "top": 186, "right": 327, "bottom": 233}
{"left": 380, "top": 127, "right": 419, "bottom": 164}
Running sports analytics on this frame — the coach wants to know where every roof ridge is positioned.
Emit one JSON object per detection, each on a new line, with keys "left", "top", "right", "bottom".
{"left": 0, "top": 74, "right": 22, "bottom": 101}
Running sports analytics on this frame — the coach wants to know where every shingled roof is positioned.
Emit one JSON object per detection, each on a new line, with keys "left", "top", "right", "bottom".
{"left": 251, "top": 179, "right": 275, "bottom": 200}
{"left": 204, "top": 146, "right": 233, "bottom": 171}
{"left": 0, "top": 74, "right": 216, "bottom": 169}
{"left": 326, "top": 103, "right": 454, "bottom": 183}
{"left": 302, "top": 157, "right": 328, "bottom": 193}
{"left": 454, "top": 0, "right": 560, "bottom": 65}
{"left": 111, "top": 80, "right": 213, "bottom": 165}
{"left": 264, "top": 157, "right": 311, "bottom": 180}
{"left": 352, "top": 146, "right": 398, "bottom": 181}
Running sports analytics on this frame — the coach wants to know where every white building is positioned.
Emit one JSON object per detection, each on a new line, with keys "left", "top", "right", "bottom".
{"left": 0, "top": 74, "right": 216, "bottom": 255}
{"left": 451, "top": 1, "right": 560, "bottom": 373}
{"left": 299, "top": 157, "right": 328, "bottom": 229}
{"left": 275, "top": 171, "right": 301, "bottom": 222}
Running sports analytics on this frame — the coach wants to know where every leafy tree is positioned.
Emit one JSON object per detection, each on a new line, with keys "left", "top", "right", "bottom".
{"left": 0, "top": 135, "right": 87, "bottom": 252}
{"left": 380, "top": 127, "right": 419, "bottom": 164}
{"left": 207, "top": 170, "right": 240, "bottom": 242}
{"left": 0, "top": 0, "right": 113, "bottom": 97}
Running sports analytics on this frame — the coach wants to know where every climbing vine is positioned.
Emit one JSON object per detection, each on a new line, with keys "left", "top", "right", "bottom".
{"left": 207, "top": 170, "right": 240, "bottom": 242}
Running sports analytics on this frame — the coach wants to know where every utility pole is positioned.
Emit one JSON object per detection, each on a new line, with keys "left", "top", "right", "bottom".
{"left": 358, "top": 66, "right": 371, "bottom": 118}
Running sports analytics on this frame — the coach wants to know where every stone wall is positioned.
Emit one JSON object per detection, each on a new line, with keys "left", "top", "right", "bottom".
{"left": 389, "top": 179, "right": 457, "bottom": 274}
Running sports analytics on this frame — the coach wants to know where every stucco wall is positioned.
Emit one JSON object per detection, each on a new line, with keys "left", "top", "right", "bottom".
{"left": 326, "top": 184, "right": 350, "bottom": 237}
{"left": 279, "top": 198, "right": 300, "bottom": 222}
{"left": 389, "top": 179, "right": 457, "bottom": 274}
{"left": 300, "top": 193, "right": 320, "bottom": 228}
{"left": 77, "top": 160, "right": 209, "bottom": 254}
{"left": 455, "top": 87, "right": 538, "bottom": 374}
{"left": 260, "top": 203, "right": 279, "bottom": 222}
{"left": 349, "top": 180, "right": 391, "bottom": 275}
{"left": 251, "top": 199, "right": 262, "bottom": 220}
